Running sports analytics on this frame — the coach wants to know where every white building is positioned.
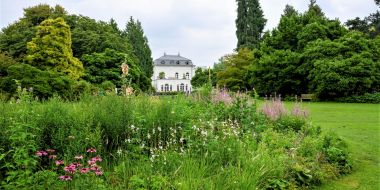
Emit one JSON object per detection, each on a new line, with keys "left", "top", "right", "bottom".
{"left": 152, "top": 53, "right": 195, "bottom": 93}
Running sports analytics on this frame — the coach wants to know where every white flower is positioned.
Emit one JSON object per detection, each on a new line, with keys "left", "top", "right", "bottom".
{"left": 117, "top": 149, "right": 122, "bottom": 155}
{"left": 147, "top": 133, "right": 151, "bottom": 139}
{"left": 130, "top": 125, "right": 135, "bottom": 130}
{"left": 158, "top": 127, "right": 162, "bottom": 132}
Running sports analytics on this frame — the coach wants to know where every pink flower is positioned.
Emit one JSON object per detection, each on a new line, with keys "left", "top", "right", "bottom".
{"left": 88, "top": 160, "right": 96, "bottom": 166}
{"left": 90, "top": 166, "right": 100, "bottom": 171}
{"left": 95, "top": 170, "right": 103, "bottom": 176}
{"left": 46, "top": 149, "right": 55, "bottom": 153}
{"left": 59, "top": 175, "right": 72, "bottom": 181}
{"left": 72, "top": 162, "right": 82, "bottom": 167}
{"left": 35, "top": 150, "right": 48, "bottom": 157}
{"left": 49, "top": 155, "right": 57, "bottom": 159}
{"left": 74, "top": 155, "right": 83, "bottom": 160}
{"left": 64, "top": 164, "right": 77, "bottom": 174}
{"left": 55, "top": 160, "right": 64, "bottom": 166}
{"left": 86, "top": 148, "right": 96, "bottom": 153}
{"left": 80, "top": 168, "right": 90, "bottom": 174}
{"left": 91, "top": 156, "right": 102, "bottom": 162}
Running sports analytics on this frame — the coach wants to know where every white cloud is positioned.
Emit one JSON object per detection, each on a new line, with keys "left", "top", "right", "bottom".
{"left": 0, "top": 0, "right": 378, "bottom": 67}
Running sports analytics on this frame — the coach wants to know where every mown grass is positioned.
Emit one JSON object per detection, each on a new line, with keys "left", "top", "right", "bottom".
{"left": 287, "top": 102, "right": 380, "bottom": 190}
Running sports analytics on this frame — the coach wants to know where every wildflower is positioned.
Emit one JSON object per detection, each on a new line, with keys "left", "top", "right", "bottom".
{"left": 90, "top": 166, "right": 100, "bottom": 171}
{"left": 46, "top": 149, "right": 55, "bottom": 153}
{"left": 87, "top": 148, "right": 96, "bottom": 153}
{"left": 130, "top": 125, "right": 135, "bottom": 130}
{"left": 73, "top": 162, "right": 82, "bottom": 167}
{"left": 49, "top": 155, "right": 57, "bottom": 159}
{"left": 147, "top": 133, "right": 151, "bottom": 139}
{"left": 55, "top": 160, "right": 64, "bottom": 166}
{"left": 80, "top": 168, "right": 90, "bottom": 174}
{"left": 36, "top": 150, "right": 48, "bottom": 157}
{"left": 59, "top": 175, "right": 72, "bottom": 181}
{"left": 91, "top": 156, "right": 102, "bottom": 162}
{"left": 95, "top": 170, "right": 103, "bottom": 176}
{"left": 88, "top": 160, "right": 96, "bottom": 166}
{"left": 64, "top": 164, "right": 77, "bottom": 174}
{"left": 117, "top": 148, "right": 123, "bottom": 155}
{"left": 74, "top": 155, "right": 83, "bottom": 160}
{"left": 157, "top": 127, "right": 162, "bottom": 132}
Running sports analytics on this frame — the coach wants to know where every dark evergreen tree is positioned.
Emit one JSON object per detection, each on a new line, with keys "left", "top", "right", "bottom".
{"left": 235, "top": 0, "right": 266, "bottom": 49}
{"left": 125, "top": 17, "right": 154, "bottom": 79}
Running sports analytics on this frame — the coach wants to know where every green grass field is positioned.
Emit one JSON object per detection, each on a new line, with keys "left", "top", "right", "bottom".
{"left": 293, "top": 102, "right": 380, "bottom": 190}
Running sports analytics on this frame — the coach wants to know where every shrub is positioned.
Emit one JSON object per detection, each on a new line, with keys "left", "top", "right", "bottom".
{"left": 335, "top": 92, "right": 380, "bottom": 103}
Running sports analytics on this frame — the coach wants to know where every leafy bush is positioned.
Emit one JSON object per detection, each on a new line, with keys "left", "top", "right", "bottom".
{"left": 335, "top": 92, "right": 380, "bottom": 103}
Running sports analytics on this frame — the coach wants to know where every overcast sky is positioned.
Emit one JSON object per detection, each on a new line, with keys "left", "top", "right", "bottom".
{"left": 0, "top": 0, "right": 378, "bottom": 66}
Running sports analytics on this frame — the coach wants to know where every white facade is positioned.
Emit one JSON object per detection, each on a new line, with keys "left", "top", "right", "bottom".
{"left": 152, "top": 54, "right": 195, "bottom": 92}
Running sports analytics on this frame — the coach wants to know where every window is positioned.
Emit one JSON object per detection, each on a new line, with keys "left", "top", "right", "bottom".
{"left": 186, "top": 61, "right": 189, "bottom": 65}
{"left": 170, "top": 60, "right": 174, "bottom": 64}
{"left": 165, "top": 84, "right": 169, "bottom": 92}
{"left": 161, "top": 60, "right": 165, "bottom": 64}
{"left": 176, "top": 61, "right": 180, "bottom": 64}
{"left": 170, "top": 85, "right": 172, "bottom": 91}
{"left": 161, "top": 85, "right": 163, "bottom": 92}
{"left": 180, "top": 83, "right": 184, "bottom": 92}
{"left": 175, "top": 72, "right": 179, "bottom": 79}
{"left": 177, "top": 85, "right": 179, "bottom": 91}
{"left": 185, "top": 84, "right": 188, "bottom": 91}
{"left": 186, "top": 72, "right": 189, "bottom": 79}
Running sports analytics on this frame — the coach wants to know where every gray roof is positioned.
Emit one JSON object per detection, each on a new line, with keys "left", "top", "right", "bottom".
{"left": 154, "top": 54, "right": 193, "bottom": 66}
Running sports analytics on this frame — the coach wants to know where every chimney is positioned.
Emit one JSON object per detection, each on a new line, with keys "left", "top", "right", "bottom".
{"left": 178, "top": 52, "right": 180, "bottom": 56}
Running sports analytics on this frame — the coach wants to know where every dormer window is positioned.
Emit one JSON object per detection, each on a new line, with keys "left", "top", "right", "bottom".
{"left": 170, "top": 60, "right": 174, "bottom": 64}
{"left": 186, "top": 61, "right": 189, "bottom": 65}
{"left": 161, "top": 60, "right": 165, "bottom": 64}
{"left": 176, "top": 61, "right": 180, "bottom": 64}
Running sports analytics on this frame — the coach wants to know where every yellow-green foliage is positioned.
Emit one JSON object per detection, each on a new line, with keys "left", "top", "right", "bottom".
{"left": 25, "top": 17, "right": 84, "bottom": 80}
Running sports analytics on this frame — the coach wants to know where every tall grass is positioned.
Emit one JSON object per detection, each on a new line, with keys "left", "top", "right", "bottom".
{"left": 0, "top": 93, "right": 351, "bottom": 189}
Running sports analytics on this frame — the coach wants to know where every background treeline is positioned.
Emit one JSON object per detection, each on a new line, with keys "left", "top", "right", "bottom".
{"left": 0, "top": 4, "right": 154, "bottom": 100}
{"left": 192, "top": 0, "right": 380, "bottom": 101}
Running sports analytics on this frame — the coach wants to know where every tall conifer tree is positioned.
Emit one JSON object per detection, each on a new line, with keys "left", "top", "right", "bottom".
{"left": 125, "top": 17, "right": 154, "bottom": 79}
{"left": 235, "top": 0, "right": 266, "bottom": 49}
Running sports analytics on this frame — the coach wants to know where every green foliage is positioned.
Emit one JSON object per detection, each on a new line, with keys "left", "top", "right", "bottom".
{"left": 125, "top": 17, "right": 154, "bottom": 79}
{"left": 0, "top": 64, "right": 75, "bottom": 100}
{"left": 235, "top": 0, "right": 267, "bottom": 49}
{"left": 25, "top": 17, "right": 84, "bottom": 80}
{"left": 68, "top": 15, "right": 129, "bottom": 58}
{"left": 0, "top": 95, "right": 352, "bottom": 189}
{"left": 191, "top": 67, "right": 217, "bottom": 88}
{"left": 335, "top": 92, "right": 380, "bottom": 103}
{"left": 305, "top": 32, "right": 380, "bottom": 99}
{"left": 0, "top": 4, "right": 67, "bottom": 60}
{"left": 217, "top": 48, "right": 255, "bottom": 91}
{"left": 1, "top": 105, "right": 39, "bottom": 188}
{"left": 0, "top": 52, "right": 18, "bottom": 78}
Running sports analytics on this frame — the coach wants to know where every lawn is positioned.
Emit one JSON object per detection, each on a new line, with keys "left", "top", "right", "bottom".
{"left": 293, "top": 102, "right": 380, "bottom": 190}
